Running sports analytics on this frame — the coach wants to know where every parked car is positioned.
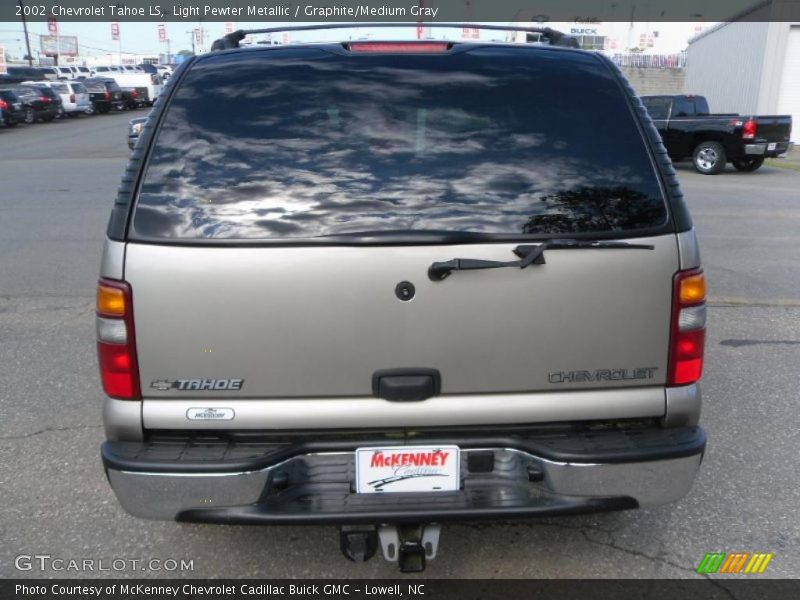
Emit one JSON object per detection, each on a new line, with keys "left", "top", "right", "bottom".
{"left": 0, "top": 89, "right": 28, "bottom": 127}
{"left": 37, "top": 67, "right": 61, "bottom": 81}
{"left": 641, "top": 94, "right": 793, "bottom": 174}
{"left": 127, "top": 115, "right": 147, "bottom": 149}
{"left": 83, "top": 78, "right": 124, "bottom": 113}
{"left": 12, "top": 84, "right": 62, "bottom": 122}
{"left": 156, "top": 65, "right": 172, "bottom": 81}
{"left": 90, "top": 66, "right": 115, "bottom": 77}
{"left": 55, "top": 66, "right": 74, "bottom": 80}
{"left": 120, "top": 87, "right": 146, "bottom": 110}
{"left": 40, "top": 81, "right": 92, "bottom": 117}
{"left": 103, "top": 71, "right": 163, "bottom": 106}
{"left": 72, "top": 65, "right": 92, "bottom": 79}
{"left": 100, "top": 29, "right": 708, "bottom": 572}
{"left": 2, "top": 66, "right": 47, "bottom": 84}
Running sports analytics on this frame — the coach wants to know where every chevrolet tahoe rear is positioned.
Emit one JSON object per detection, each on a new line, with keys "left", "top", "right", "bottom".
{"left": 97, "top": 28, "right": 707, "bottom": 571}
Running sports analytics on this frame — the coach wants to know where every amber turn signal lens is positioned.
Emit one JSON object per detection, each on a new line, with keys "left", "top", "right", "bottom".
{"left": 679, "top": 272, "right": 706, "bottom": 305}
{"left": 97, "top": 284, "right": 126, "bottom": 316}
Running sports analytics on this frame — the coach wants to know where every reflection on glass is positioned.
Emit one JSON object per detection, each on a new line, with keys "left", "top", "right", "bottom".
{"left": 133, "top": 47, "right": 668, "bottom": 240}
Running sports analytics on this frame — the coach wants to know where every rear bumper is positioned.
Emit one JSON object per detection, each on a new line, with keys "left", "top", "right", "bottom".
{"left": 102, "top": 426, "right": 705, "bottom": 523}
{"left": 744, "top": 142, "right": 791, "bottom": 157}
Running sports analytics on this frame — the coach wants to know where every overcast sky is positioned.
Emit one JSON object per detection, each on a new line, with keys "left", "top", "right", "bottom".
{"left": 0, "top": 21, "right": 708, "bottom": 60}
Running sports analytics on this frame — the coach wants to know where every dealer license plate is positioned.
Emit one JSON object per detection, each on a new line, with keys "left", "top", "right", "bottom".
{"left": 355, "top": 446, "right": 460, "bottom": 493}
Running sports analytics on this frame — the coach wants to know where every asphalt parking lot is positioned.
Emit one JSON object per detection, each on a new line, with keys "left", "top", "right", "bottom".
{"left": 1, "top": 112, "right": 798, "bottom": 579}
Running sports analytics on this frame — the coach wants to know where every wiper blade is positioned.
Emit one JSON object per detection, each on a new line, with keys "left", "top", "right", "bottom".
{"left": 428, "top": 239, "right": 655, "bottom": 281}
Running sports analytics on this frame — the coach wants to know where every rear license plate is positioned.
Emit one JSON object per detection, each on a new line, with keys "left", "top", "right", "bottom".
{"left": 768, "top": 143, "right": 777, "bottom": 151}
{"left": 355, "top": 446, "right": 460, "bottom": 493}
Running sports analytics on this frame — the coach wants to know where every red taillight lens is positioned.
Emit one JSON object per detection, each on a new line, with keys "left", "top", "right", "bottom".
{"left": 96, "top": 279, "right": 141, "bottom": 400}
{"left": 0, "top": 99, "right": 7, "bottom": 110}
{"left": 69, "top": 93, "right": 76, "bottom": 103}
{"left": 349, "top": 42, "right": 450, "bottom": 53}
{"left": 668, "top": 269, "right": 706, "bottom": 386}
{"left": 104, "top": 90, "right": 110, "bottom": 101}
{"left": 40, "top": 95, "right": 50, "bottom": 103}
{"left": 132, "top": 90, "right": 138, "bottom": 97}
{"left": 742, "top": 119, "right": 757, "bottom": 140}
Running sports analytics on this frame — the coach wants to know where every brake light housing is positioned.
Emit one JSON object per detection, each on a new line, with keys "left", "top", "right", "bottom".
{"left": 667, "top": 269, "right": 706, "bottom": 386}
{"left": 742, "top": 119, "right": 757, "bottom": 140}
{"left": 348, "top": 41, "right": 450, "bottom": 53}
{"left": 0, "top": 98, "right": 7, "bottom": 111}
{"left": 96, "top": 279, "right": 141, "bottom": 400}
{"left": 104, "top": 90, "right": 111, "bottom": 101}
{"left": 69, "top": 93, "right": 76, "bottom": 103}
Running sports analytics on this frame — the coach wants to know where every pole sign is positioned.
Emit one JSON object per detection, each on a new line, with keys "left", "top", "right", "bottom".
{"left": 48, "top": 17, "right": 58, "bottom": 34}
{"left": 158, "top": 23, "right": 166, "bottom": 43}
{"left": 224, "top": 22, "right": 234, "bottom": 34}
{"left": 111, "top": 22, "right": 120, "bottom": 41}
{"left": 195, "top": 28, "right": 203, "bottom": 46}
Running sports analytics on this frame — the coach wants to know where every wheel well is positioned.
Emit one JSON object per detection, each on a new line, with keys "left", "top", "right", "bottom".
{"left": 692, "top": 136, "right": 725, "bottom": 151}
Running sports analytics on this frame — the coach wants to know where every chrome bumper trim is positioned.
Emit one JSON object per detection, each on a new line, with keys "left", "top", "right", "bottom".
{"left": 106, "top": 448, "right": 702, "bottom": 520}
{"left": 744, "top": 144, "right": 767, "bottom": 155}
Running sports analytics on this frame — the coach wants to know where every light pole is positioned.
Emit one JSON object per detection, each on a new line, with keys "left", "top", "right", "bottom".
{"left": 17, "top": 0, "right": 33, "bottom": 66}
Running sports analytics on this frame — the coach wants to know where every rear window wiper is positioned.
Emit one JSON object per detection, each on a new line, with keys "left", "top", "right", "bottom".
{"left": 428, "top": 239, "right": 655, "bottom": 281}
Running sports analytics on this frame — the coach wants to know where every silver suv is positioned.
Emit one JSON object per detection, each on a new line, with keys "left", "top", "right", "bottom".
{"left": 98, "top": 26, "right": 706, "bottom": 571}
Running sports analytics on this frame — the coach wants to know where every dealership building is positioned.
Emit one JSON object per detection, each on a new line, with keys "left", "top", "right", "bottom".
{"left": 685, "top": 1, "right": 800, "bottom": 141}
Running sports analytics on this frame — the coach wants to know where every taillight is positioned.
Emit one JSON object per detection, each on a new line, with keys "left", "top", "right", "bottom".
{"left": 742, "top": 119, "right": 757, "bottom": 140}
{"left": 40, "top": 95, "right": 50, "bottom": 103}
{"left": 668, "top": 269, "right": 706, "bottom": 386}
{"left": 349, "top": 42, "right": 450, "bottom": 53}
{"left": 0, "top": 99, "right": 7, "bottom": 110}
{"left": 69, "top": 93, "right": 76, "bottom": 103}
{"left": 96, "top": 279, "right": 141, "bottom": 400}
{"left": 104, "top": 90, "right": 110, "bottom": 101}
{"left": 131, "top": 90, "right": 138, "bottom": 97}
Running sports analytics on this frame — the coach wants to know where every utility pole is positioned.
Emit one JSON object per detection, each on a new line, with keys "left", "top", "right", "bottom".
{"left": 17, "top": 0, "right": 34, "bottom": 66}
{"left": 187, "top": 29, "right": 196, "bottom": 55}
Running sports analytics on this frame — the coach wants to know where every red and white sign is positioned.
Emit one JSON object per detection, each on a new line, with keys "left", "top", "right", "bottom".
{"left": 462, "top": 26, "right": 480, "bottom": 40}
{"left": 48, "top": 17, "right": 58, "bottom": 35}
{"left": 355, "top": 446, "right": 460, "bottom": 493}
{"left": 111, "top": 22, "right": 120, "bottom": 41}
{"left": 158, "top": 23, "right": 166, "bottom": 43}
{"left": 194, "top": 28, "right": 203, "bottom": 46}
{"left": 0, "top": 46, "right": 7, "bottom": 75}
{"left": 224, "top": 22, "right": 235, "bottom": 34}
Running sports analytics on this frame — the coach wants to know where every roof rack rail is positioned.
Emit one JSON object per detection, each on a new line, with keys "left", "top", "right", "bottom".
{"left": 210, "top": 23, "right": 580, "bottom": 52}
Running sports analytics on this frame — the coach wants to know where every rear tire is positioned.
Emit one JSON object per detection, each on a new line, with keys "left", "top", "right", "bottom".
{"left": 23, "top": 108, "right": 35, "bottom": 124}
{"left": 692, "top": 141, "right": 726, "bottom": 175}
{"left": 98, "top": 105, "right": 110, "bottom": 114}
{"left": 732, "top": 157, "right": 765, "bottom": 172}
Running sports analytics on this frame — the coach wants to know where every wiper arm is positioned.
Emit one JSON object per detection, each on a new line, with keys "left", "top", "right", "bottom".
{"left": 428, "top": 239, "right": 655, "bottom": 281}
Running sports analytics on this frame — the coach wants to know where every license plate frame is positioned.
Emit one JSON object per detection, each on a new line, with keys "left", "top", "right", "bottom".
{"left": 355, "top": 445, "right": 460, "bottom": 494}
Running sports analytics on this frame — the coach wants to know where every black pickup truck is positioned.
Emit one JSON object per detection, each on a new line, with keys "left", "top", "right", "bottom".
{"left": 641, "top": 95, "right": 792, "bottom": 174}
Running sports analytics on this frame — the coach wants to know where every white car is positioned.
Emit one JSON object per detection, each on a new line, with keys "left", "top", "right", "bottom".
{"left": 73, "top": 66, "right": 91, "bottom": 79}
{"left": 47, "top": 81, "right": 91, "bottom": 116}
{"left": 155, "top": 65, "right": 173, "bottom": 80}
{"left": 91, "top": 66, "right": 115, "bottom": 77}
{"left": 23, "top": 80, "right": 92, "bottom": 116}
{"left": 56, "top": 66, "right": 75, "bottom": 80}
